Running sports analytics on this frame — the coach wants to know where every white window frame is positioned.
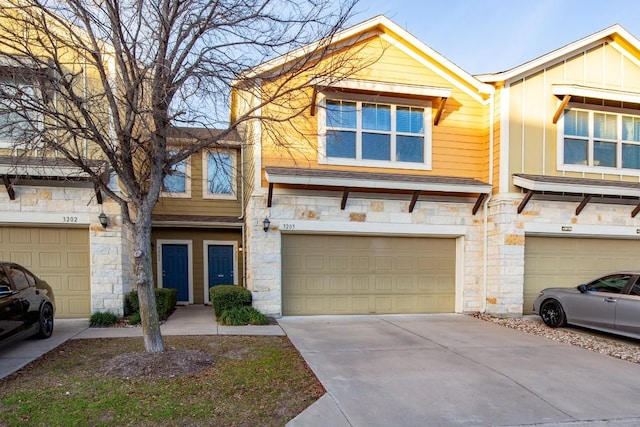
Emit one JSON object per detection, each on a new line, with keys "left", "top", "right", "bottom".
{"left": 202, "top": 149, "right": 237, "bottom": 200}
{"left": 0, "top": 72, "right": 44, "bottom": 149}
{"left": 160, "top": 151, "right": 191, "bottom": 198}
{"left": 557, "top": 104, "right": 640, "bottom": 177}
{"left": 318, "top": 92, "right": 432, "bottom": 170}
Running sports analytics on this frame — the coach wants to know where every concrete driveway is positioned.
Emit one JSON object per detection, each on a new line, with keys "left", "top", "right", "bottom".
{"left": 280, "top": 314, "right": 640, "bottom": 427}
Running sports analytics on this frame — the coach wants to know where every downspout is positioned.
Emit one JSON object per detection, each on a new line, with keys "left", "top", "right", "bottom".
{"left": 482, "top": 90, "right": 495, "bottom": 313}
{"left": 239, "top": 138, "right": 246, "bottom": 287}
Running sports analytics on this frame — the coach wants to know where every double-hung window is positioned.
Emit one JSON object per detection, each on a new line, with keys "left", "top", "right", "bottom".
{"left": 203, "top": 150, "right": 236, "bottom": 199}
{"left": 322, "top": 96, "right": 431, "bottom": 169}
{"left": 562, "top": 108, "right": 640, "bottom": 171}
{"left": 0, "top": 73, "right": 40, "bottom": 147}
{"left": 162, "top": 151, "right": 190, "bottom": 197}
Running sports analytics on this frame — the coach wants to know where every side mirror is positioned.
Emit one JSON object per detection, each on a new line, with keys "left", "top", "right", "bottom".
{"left": 577, "top": 284, "right": 588, "bottom": 293}
{"left": 0, "top": 285, "right": 12, "bottom": 297}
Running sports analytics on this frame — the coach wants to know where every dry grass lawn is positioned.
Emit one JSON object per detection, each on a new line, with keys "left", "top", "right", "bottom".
{"left": 0, "top": 335, "right": 324, "bottom": 426}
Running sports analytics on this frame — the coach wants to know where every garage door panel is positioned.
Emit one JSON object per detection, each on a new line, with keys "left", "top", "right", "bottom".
{"left": 524, "top": 237, "right": 640, "bottom": 314}
{"left": 0, "top": 227, "right": 90, "bottom": 318}
{"left": 282, "top": 235, "right": 455, "bottom": 315}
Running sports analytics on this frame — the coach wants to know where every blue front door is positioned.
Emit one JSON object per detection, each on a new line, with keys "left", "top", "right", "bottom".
{"left": 162, "top": 244, "right": 189, "bottom": 302}
{"left": 208, "top": 245, "right": 234, "bottom": 288}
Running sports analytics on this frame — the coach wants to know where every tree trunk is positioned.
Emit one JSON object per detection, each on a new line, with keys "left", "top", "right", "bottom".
{"left": 131, "top": 214, "right": 165, "bottom": 353}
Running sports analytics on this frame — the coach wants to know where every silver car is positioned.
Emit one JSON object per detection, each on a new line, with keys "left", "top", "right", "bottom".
{"left": 533, "top": 272, "right": 640, "bottom": 339}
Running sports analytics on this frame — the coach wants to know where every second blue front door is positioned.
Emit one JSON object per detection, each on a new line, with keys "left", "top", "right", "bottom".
{"left": 208, "top": 245, "right": 234, "bottom": 288}
{"left": 162, "top": 244, "right": 189, "bottom": 302}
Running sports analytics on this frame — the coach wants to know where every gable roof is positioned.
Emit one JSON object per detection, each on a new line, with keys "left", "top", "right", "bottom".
{"left": 240, "top": 15, "right": 493, "bottom": 97}
{"left": 477, "top": 24, "right": 640, "bottom": 84}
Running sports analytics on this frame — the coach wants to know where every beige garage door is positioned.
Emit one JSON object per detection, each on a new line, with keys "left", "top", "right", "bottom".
{"left": 524, "top": 236, "right": 640, "bottom": 314}
{"left": 282, "top": 234, "right": 455, "bottom": 315}
{"left": 0, "top": 227, "right": 90, "bottom": 318}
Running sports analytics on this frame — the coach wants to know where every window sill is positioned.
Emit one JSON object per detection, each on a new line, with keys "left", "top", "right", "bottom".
{"left": 319, "top": 156, "right": 432, "bottom": 171}
{"left": 558, "top": 164, "right": 640, "bottom": 177}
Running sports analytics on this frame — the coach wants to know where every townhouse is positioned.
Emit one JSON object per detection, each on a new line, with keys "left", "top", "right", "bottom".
{"left": 236, "top": 16, "right": 640, "bottom": 317}
{"left": 1, "top": 13, "right": 638, "bottom": 319}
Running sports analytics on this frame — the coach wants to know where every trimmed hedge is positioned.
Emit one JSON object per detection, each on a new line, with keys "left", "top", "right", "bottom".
{"left": 210, "top": 285, "right": 252, "bottom": 317}
{"left": 125, "top": 288, "right": 178, "bottom": 320}
{"left": 218, "top": 306, "right": 269, "bottom": 326}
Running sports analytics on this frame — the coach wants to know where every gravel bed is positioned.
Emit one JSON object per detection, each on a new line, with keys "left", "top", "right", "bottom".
{"left": 471, "top": 313, "right": 640, "bottom": 364}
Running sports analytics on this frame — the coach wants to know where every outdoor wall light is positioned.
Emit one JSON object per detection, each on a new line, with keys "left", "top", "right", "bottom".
{"left": 263, "top": 217, "right": 271, "bottom": 232}
{"left": 98, "top": 212, "right": 108, "bottom": 229}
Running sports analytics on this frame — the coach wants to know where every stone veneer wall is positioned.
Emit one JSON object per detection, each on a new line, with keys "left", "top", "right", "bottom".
{"left": 246, "top": 191, "right": 486, "bottom": 317}
{"left": 0, "top": 185, "right": 132, "bottom": 317}
{"left": 485, "top": 193, "right": 640, "bottom": 317}
{"left": 90, "top": 199, "right": 133, "bottom": 316}
{"left": 485, "top": 194, "right": 524, "bottom": 316}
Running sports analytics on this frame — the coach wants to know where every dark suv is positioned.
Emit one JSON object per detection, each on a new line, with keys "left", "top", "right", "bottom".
{"left": 0, "top": 262, "right": 55, "bottom": 346}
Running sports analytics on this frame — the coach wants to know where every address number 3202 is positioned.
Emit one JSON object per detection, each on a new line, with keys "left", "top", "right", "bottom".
{"left": 281, "top": 223, "right": 295, "bottom": 230}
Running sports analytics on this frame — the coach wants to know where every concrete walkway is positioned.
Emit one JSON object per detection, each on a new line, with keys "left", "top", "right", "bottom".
{"left": 0, "top": 305, "right": 284, "bottom": 379}
{"left": 281, "top": 314, "right": 640, "bottom": 427}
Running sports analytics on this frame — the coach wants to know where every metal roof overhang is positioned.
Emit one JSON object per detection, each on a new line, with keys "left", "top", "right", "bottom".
{"left": 551, "top": 84, "right": 640, "bottom": 123}
{"left": 513, "top": 174, "right": 640, "bottom": 217}
{"left": 265, "top": 167, "right": 492, "bottom": 214}
{"left": 311, "top": 78, "right": 453, "bottom": 125}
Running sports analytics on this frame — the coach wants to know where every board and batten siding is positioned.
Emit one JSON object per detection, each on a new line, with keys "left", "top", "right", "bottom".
{"left": 507, "top": 42, "right": 640, "bottom": 191}
{"left": 259, "top": 35, "right": 489, "bottom": 183}
{"left": 151, "top": 228, "right": 243, "bottom": 304}
{"left": 153, "top": 150, "right": 242, "bottom": 218}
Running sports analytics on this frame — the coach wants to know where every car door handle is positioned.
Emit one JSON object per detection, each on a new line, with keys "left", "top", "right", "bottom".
{"left": 604, "top": 297, "right": 617, "bottom": 303}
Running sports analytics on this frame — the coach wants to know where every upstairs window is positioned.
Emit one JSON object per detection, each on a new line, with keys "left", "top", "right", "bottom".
{"left": 321, "top": 96, "right": 431, "bottom": 169}
{"left": 562, "top": 108, "right": 640, "bottom": 171}
{"left": 0, "top": 73, "right": 40, "bottom": 146}
{"left": 161, "top": 151, "right": 190, "bottom": 197}
{"left": 204, "top": 150, "right": 236, "bottom": 199}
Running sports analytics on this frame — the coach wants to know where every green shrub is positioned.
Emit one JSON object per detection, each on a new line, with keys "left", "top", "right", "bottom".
{"left": 89, "top": 311, "right": 118, "bottom": 327}
{"left": 218, "top": 306, "right": 269, "bottom": 326}
{"left": 210, "top": 285, "right": 252, "bottom": 317}
{"left": 125, "top": 288, "right": 178, "bottom": 320}
{"left": 128, "top": 312, "right": 141, "bottom": 325}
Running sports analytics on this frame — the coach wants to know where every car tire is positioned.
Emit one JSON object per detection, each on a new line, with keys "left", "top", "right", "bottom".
{"left": 540, "top": 299, "right": 566, "bottom": 328}
{"left": 36, "top": 303, "right": 54, "bottom": 339}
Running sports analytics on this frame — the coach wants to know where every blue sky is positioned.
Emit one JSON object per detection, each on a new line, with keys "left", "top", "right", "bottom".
{"left": 349, "top": 0, "right": 640, "bottom": 75}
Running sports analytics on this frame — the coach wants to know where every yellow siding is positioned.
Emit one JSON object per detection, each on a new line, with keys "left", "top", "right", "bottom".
{"left": 258, "top": 34, "right": 489, "bottom": 183}
{"left": 508, "top": 80, "right": 524, "bottom": 187}
{"left": 505, "top": 41, "right": 640, "bottom": 191}
{"left": 584, "top": 46, "right": 605, "bottom": 86}
{"left": 153, "top": 149, "right": 242, "bottom": 217}
{"left": 492, "top": 89, "right": 501, "bottom": 193}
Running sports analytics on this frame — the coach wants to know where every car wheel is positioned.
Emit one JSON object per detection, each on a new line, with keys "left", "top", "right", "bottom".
{"left": 36, "top": 303, "right": 54, "bottom": 339}
{"left": 540, "top": 299, "right": 566, "bottom": 328}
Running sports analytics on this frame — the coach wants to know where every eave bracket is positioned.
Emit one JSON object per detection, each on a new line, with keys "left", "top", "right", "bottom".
{"left": 575, "top": 195, "right": 592, "bottom": 216}
{"left": 408, "top": 190, "right": 420, "bottom": 213}
{"left": 553, "top": 94, "right": 571, "bottom": 124}
{"left": 340, "top": 187, "right": 350, "bottom": 210}
{"left": 517, "top": 189, "right": 534, "bottom": 214}
{"left": 434, "top": 97, "right": 448, "bottom": 126}
{"left": 632, "top": 202, "right": 640, "bottom": 218}
{"left": 472, "top": 193, "right": 487, "bottom": 215}
{"left": 267, "top": 182, "right": 274, "bottom": 208}
{"left": 3, "top": 175, "right": 15, "bottom": 201}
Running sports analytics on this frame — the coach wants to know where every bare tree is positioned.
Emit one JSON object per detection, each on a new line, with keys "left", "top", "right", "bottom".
{"left": 0, "top": 0, "right": 371, "bottom": 352}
